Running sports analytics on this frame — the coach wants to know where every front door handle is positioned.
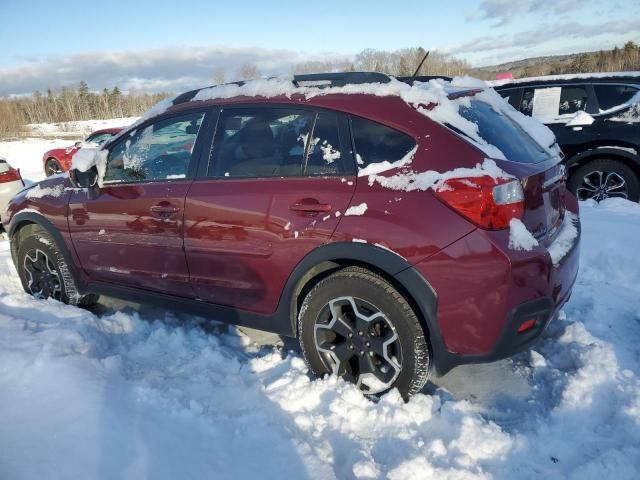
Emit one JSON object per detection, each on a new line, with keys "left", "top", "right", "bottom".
{"left": 150, "top": 202, "right": 181, "bottom": 218}
{"left": 290, "top": 199, "right": 332, "bottom": 215}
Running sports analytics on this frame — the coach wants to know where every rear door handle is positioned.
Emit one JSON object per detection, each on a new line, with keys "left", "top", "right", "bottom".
{"left": 290, "top": 200, "right": 332, "bottom": 214}
{"left": 150, "top": 203, "right": 181, "bottom": 218}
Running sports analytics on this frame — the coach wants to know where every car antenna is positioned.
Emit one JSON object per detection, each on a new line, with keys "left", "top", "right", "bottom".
{"left": 411, "top": 50, "right": 430, "bottom": 78}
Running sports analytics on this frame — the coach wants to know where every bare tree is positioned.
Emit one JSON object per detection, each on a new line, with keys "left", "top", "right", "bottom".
{"left": 237, "top": 63, "right": 259, "bottom": 81}
{"left": 213, "top": 67, "right": 226, "bottom": 85}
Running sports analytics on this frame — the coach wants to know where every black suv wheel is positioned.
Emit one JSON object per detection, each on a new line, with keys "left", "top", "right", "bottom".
{"left": 15, "top": 225, "right": 98, "bottom": 306}
{"left": 568, "top": 159, "right": 640, "bottom": 202}
{"left": 298, "top": 266, "right": 430, "bottom": 398}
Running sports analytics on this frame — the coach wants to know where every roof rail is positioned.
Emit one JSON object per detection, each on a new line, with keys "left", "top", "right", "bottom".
{"left": 292, "top": 72, "right": 392, "bottom": 87}
{"left": 397, "top": 75, "right": 453, "bottom": 85}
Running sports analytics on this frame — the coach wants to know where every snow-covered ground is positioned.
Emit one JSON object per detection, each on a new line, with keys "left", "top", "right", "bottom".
{"left": 26, "top": 117, "right": 138, "bottom": 138}
{"left": 0, "top": 140, "right": 639, "bottom": 479}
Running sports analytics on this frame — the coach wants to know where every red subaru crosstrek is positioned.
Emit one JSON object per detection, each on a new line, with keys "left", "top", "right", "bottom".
{"left": 3, "top": 73, "right": 580, "bottom": 397}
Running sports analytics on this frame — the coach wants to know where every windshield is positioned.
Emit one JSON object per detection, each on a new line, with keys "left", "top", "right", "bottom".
{"left": 454, "top": 99, "right": 549, "bottom": 163}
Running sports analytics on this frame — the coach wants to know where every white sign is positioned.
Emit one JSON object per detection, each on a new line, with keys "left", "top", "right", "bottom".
{"left": 532, "top": 87, "right": 561, "bottom": 120}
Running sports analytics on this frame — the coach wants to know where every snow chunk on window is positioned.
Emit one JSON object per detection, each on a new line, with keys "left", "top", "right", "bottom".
{"left": 26, "top": 184, "right": 65, "bottom": 199}
{"left": 508, "top": 219, "right": 539, "bottom": 251}
{"left": 357, "top": 146, "right": 417, "bottom": 177}
{"left": 548, "top": 212, "right": 579, "bottom": 267}
{"left": 368, "top": 158, "right": 511, "bottom": 192}
{"left": 565, "top": 111, "right": 595, "bottom": 126}
{"left": 344, "top": 203, "right": 368, "bottom": 216}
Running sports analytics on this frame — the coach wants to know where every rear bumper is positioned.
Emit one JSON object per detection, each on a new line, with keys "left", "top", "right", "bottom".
{"left": 412, "top": 201, "right": 580, "bottom": 376}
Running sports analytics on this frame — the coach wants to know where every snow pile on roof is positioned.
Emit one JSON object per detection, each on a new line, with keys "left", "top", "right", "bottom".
{"left": 508, "top": 218, "right": 539, "bottom": 251}
{"left": 0, "top": 196, "right": 640, "bottom": 477}
{"left": 189, "top": 76, "right": 558, "bottom": 160}
{"left": 367, "top": 158, "right": 511, "bottom": 192}
{"left": 488, "top": 71, "right": 640, "bottom": 87}
{"left": 71, "top": 147, "right": 109, "bottom": 187}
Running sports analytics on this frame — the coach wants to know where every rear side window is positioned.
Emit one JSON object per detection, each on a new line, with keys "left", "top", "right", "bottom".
{"left": 305, "top": 111, "right": 351, "bottom": 176}
{"left": 521, "top": 85, "right": 588, "bottom": 118}
{"left": 594, "top": 85, "right": 639, "bottom": 111}
{"left": 456, "top": 100, "right": 548, "bottom": 163}
{"left": 209, "top": 108, "right": 313, "bottom": 178}
{"left": 350, "top": 116, "right": 416, "bottom": 169}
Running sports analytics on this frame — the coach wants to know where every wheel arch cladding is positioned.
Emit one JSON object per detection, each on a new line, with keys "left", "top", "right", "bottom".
{"left": 283, "top": 242, "right": 439, "bottom": 348}
{"left": 567, "top": 148, "right": 640, "bottom": 178}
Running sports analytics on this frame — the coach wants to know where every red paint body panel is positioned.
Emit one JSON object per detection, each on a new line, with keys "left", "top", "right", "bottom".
{"left": 67, "top": 180, "right": 194, "bottom": 297}
{"left": 184, "top": 176, "right": 356, "bottom": 313}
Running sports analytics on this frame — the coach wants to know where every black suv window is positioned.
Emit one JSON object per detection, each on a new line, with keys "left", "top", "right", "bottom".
{"left": 350, "top": 116, "right": 416, "bottom": 169}
{"left": 210, "top": 108, "right": 313, "bottom": 178}
{"left": 594, "top": 85, "right": 639, "bottom": 111}
{"left": 521, "top": 85, "right": 589, "bottom": 118}
{"left": 305, "top": 111, "right": 351, "bottom": 176}
{"left": 104, "top": 112, "right": 205, "bottom": 183}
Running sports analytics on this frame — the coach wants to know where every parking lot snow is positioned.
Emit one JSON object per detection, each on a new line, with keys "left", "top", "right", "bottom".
{"left": 0, "top": 139, "right": 639, "bottom": 479}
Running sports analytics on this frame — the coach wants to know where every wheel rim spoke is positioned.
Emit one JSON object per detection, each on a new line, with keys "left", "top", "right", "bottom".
{"left": 580, "top": 170, "right": 629, "bottom": 201}
{"left": 314, "top": 295, "right": 402, "bottom": 394}
{"left": 23, "top": 249, "right": 62, "bottom": 301}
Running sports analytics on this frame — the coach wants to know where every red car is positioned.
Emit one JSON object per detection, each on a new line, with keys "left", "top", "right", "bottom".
{"left": 4, "top": 73, "right": 580, "bottom": 398}
{"left": 42, "top": 128, "right": 122, "bottom": 176}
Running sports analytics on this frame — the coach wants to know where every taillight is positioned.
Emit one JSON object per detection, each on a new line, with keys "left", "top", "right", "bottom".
{"left": 434, "top": 175, "right": 525, "bottom": 230}
{"left": 0, "top": 167, "right": 22, "bottom": 184}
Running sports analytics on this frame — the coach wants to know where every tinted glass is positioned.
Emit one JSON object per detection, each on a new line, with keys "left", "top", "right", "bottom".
{"left": 86, "top": 132, "right": 115, "bottom": 145}
{"left": 305, "top": 111, "right": 350, "bottom": 175}
{"left": 350, "top": 116, "right": 416, "bottom": 169}
{"left": 210, "top": 108, "right": 313, "bottom": 178}
{"left": 104, "top": 112, "right": 204, "bottom": 183}
{"left": 594, "top": 84, "right": 639, "bottom": 111}
{"left": 456, "top": 99, "right": 548, "bottom": 163}
{"left": 521, "top": 86, "right": 588, "bottom": 117}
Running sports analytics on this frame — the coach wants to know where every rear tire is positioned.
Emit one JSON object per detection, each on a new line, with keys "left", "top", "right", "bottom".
{"left": 568, "top": 158, "right": 640, "bottom": 202}
{"left": 298, "top": 266, "right": 430, "bottom": 398}
{"left": 15, "top": 225, "right": 98, "bottom": 307}
{"left": 45, "top": 158, "right": 63, "bottom": 177}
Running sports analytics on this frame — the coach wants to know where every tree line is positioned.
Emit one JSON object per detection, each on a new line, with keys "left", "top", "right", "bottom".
{"left": 1, "top": 42, "right": 639, "bottom": 138}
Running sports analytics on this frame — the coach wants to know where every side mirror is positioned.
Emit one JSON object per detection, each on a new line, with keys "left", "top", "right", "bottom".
{"left": 69, "top": 167, "right": 98, "bottom": 189}
{"left": 74, "top": 141, "right": 82, "bottom": 148}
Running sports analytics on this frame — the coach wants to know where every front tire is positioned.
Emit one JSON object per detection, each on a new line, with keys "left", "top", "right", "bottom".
{"left": 45, "top": 158, "right": 63, "bottom": 177}
{"left": 568, "top": 158, "right": 640, "bottom": 202}
{"left": 298, "top": 266, "right": 430, "bottom": 398}
{"left": 15, "top": 225, "right": 98, "bottom": 306}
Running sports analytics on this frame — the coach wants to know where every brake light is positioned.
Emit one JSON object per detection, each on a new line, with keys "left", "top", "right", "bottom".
{"left": 434, "top": 176, "right": 525, "bottom": 230}
{"left": 517, "top": 318, "right": 537, "bottom": 334}
{"left": 0, "top": 167, "right": 22, "bottom": 184}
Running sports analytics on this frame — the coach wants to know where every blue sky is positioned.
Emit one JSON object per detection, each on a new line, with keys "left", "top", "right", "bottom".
{"left": 0, "top": 0, "right": 638, "bottom": 95}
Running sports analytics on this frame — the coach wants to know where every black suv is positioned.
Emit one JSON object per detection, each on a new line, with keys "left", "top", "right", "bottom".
{"left": 494, "top": 73, "right": 640, "bottom": 201}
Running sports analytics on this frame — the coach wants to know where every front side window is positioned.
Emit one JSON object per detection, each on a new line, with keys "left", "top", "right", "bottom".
{"left": 350, "top": 116, "right": 416, "bottom": 169}
{"left": 209, "top": 108, "right": 313, "bottom": 178}
{"left": 104, "top": 112, "right": 205, "bottom": 183}
{"left": 594, "top": 84, "right": 639, "bottom": 111}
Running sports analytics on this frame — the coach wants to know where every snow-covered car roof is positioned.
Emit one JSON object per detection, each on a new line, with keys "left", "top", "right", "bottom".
{"left": 489, "top": 71, "right": 640, "bottom": 88}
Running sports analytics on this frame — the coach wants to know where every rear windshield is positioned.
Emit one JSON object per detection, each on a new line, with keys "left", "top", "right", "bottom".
{"left": 454, "top": 99, "right": 549, "bottom": 164}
